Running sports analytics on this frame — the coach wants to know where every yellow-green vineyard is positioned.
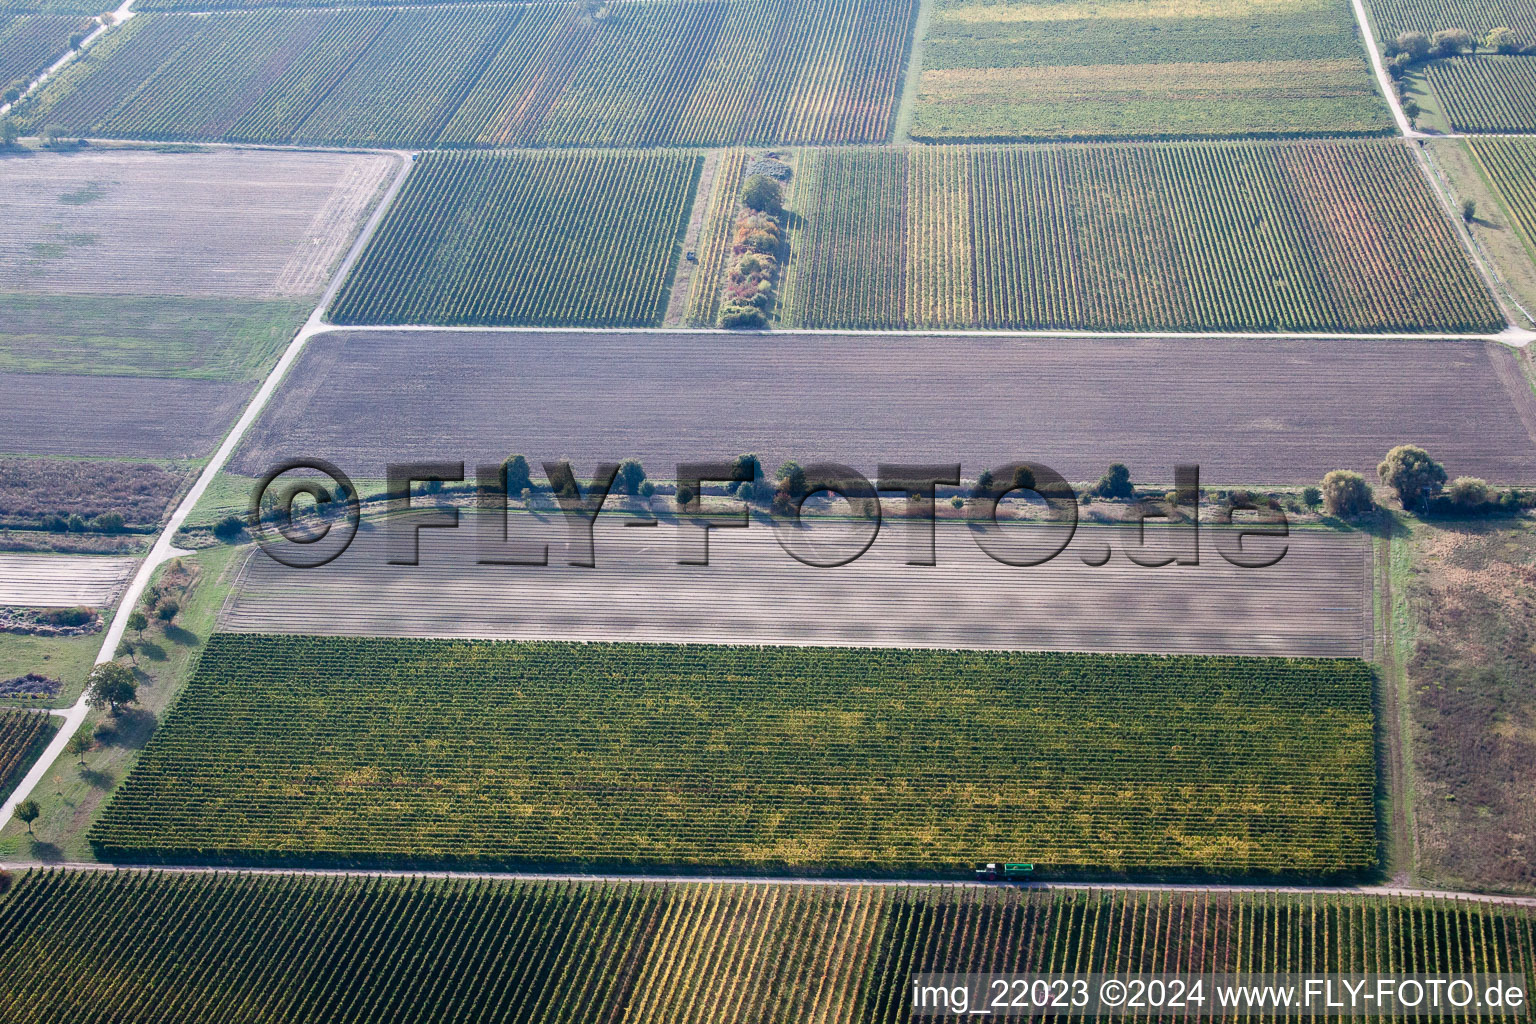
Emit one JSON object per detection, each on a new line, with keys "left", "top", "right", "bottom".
{"left": 89, "top": 634, "right": 1376, "bottom": 876}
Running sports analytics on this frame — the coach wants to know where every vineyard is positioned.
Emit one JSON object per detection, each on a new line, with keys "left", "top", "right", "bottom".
{"left": 1471, "top": 137, "right": 1536, "bottom": 258}
{"left": 1, "top": 871, "right": 1534, "bottom": 1023}
{"left": 1426, "top": 55, "right": 1536, "bottom": 131}
{"left": 329, "top": 150, "right": 698, "bottom": 326}
{"left": 777, "top": 141, "right": 1502, "bottom": 332}
{"left": 0, "top": 14, "right": 90, "bottom": 90}
{"left": 0, "top": 709, "right": 55, "bottom": 802}
{"left": 91, "top": 634, "right": 1376, "bottom": 875}
{"left": 22, "top": 0, "right": 916, "bottom": 146}
{"left": 1371, "top": 0, "right": 1536, "bottom": 45}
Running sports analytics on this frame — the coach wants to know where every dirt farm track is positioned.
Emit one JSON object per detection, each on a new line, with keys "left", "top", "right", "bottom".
{"left": 232, "top": 330, "right": 1536, "bottom": 486}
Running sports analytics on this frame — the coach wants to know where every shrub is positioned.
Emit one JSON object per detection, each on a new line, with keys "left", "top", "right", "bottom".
{"left": 212, "top": 514, "right": 244, "bottom": 543}
{"left": 1430, "top": 28, "right": 1473, "bottom": 56}
{"left": 1302, "top": 485, "right": 1322, "bottom": 506}
{"left": 1321, "top": 470, "right": 1373, "bottom": 517}
{"left": 1447, "top": 476, "right": 1491, "bottom": 507}
{"left": 720, "top": 303, "right": 766, "bottom": 328}
{"left": 1378, "top": 444, "right": 1446, "bottom": 508}
{"left": 38, "top": 606, "right": 96, "bottom": 627}
{"left": 1486, "top": 26, "right": 1518, "bottom": 53}
{"left": 90, "top": 511, "right": 126, "bottom": 533}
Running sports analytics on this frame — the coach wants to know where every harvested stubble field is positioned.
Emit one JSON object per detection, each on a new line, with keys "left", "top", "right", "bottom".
{"left": 0, "top": 551, "right": 133, "bottom": 606}
{"left": 912, "top": 0, "right": 1389, "bottom": 139}
{"left": 778, "top": 141, "right": 1500, "bottom": 332}
{"left": 1425, "top": 55, "right": 1536, "bottom": 131}
{"left": 1371, "top": 0, "right": 1536, "bottom": 46}
{"left": 2, "top": 877, "right": 1534, "bottom": 1024}
{"left": 0, "top": 370, "right": 248, "bottom": 459}
{"left": 231, "top": 330, "right": 1536, "bottom": 486}
{"left": 0, "top": 457, "right": 185, "bottom": 530}
{"left": 91, "top": 633, "right": 1375, "bottom": 873}
{"left": 330, "top": 150, "right": 699, "bottom": 326}
{"left": 26, "top": 0, "right": 915, "bottom": 147}
{"left": 0, "top": 13, "right": 90, "bottom": 88}
{"left": 224, "top": 519, "right": 1373, "bottom": 659}
{"left": 1403, "top": 519, "right": 1536, "bottom": 894}
{"left": 0, "top": 709, "right": 54, "bottom": 802}
{"left": 0, "top": 149, "right": 395, "bottom": 299}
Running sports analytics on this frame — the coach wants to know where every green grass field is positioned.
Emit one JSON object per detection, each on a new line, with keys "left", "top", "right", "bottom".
{"left": 90, "top": 635, "right": 1376, "bottom": 876}
{"left": 0, "top": 294, "right": 307, "bottom": 380}
{"left": 911, "top": 0, "right": 1391, "bottom": 139}
{"left": 0, "top": 872, "right": 1531, "bottom": 1024}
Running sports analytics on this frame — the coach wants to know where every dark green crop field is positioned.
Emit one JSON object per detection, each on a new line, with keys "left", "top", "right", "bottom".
{"left": 1, "top": 871, "right": 1531, "bottom": 1024}
{"left": 90, "top": 634, "right": 1377, "bottom": 876}
{"left": 329, "top": 150, "right": 699, "bottom": 326}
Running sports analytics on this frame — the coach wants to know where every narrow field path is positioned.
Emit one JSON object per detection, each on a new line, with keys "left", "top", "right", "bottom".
{"left": 660, "top": 148, "right": 721, "bottom": 327}
{"left": 1, "top": 859, "right": 1533, "bottom": 908}
{"left": 0, "top": 150, "right": 416, "bottom": 833}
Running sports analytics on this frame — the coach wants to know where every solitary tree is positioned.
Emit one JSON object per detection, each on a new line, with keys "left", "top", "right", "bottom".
{"left": 503, "top": 454, "right": 532, "bottom": 494}
{"left": 1462, "top": 198, "right": 1477, "bottom": 223}
{"left": 126, "top": 610, "right": 148, "bottom": 639}
{"left": 1378, "top": 444, "right": 1447, "bottom": 508}
{"left": 741, "top": 174, "right": 784, "bottom": 214}
{"left": 85, "top": 662, "right": 138, "bottom": 716}
{"left": 12, "top": 799, "right": 39, "bottom": 835}
{"left": 156, "top": 600, "right": 179, "bottom": 624}
{"left": 65, "top": 729, "right": 91, "bottom": 764}
{"left": 1321, "top": 470, "right": 1373, "bottom": 517}
{"left": 0, "top": 119, "right": 18, "bottom": 148}
{"left": 615, "top": 458, "right": 647, "bottom": 496}
{"left": 1093, "top": 463, "right": 1135, "bottom": 500}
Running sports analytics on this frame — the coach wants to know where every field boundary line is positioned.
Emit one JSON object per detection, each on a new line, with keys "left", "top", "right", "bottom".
{"left": 0, "top": 149, "right": 416, "bottom": 832}
{"left": 2, "top": 860, "right": 1534, "bottom": 907}
{"left": 302, "top": 321, "right": 1535, "bottom": 344}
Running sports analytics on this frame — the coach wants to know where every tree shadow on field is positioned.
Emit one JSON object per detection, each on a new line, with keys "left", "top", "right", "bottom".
{"left": 138, "top": 640, "right": 166, "bottom": 662}
{"left": 26, "top": 839, "right": 63, "bottom": 862}
{"left": 80, "top": 767, "right": 114, "bottom": 790}
{"left": 101, "top": 708, "right": 158, "bottom": 750}
{"left": 163, "top": 623, "right": 197, "bottom": 647}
